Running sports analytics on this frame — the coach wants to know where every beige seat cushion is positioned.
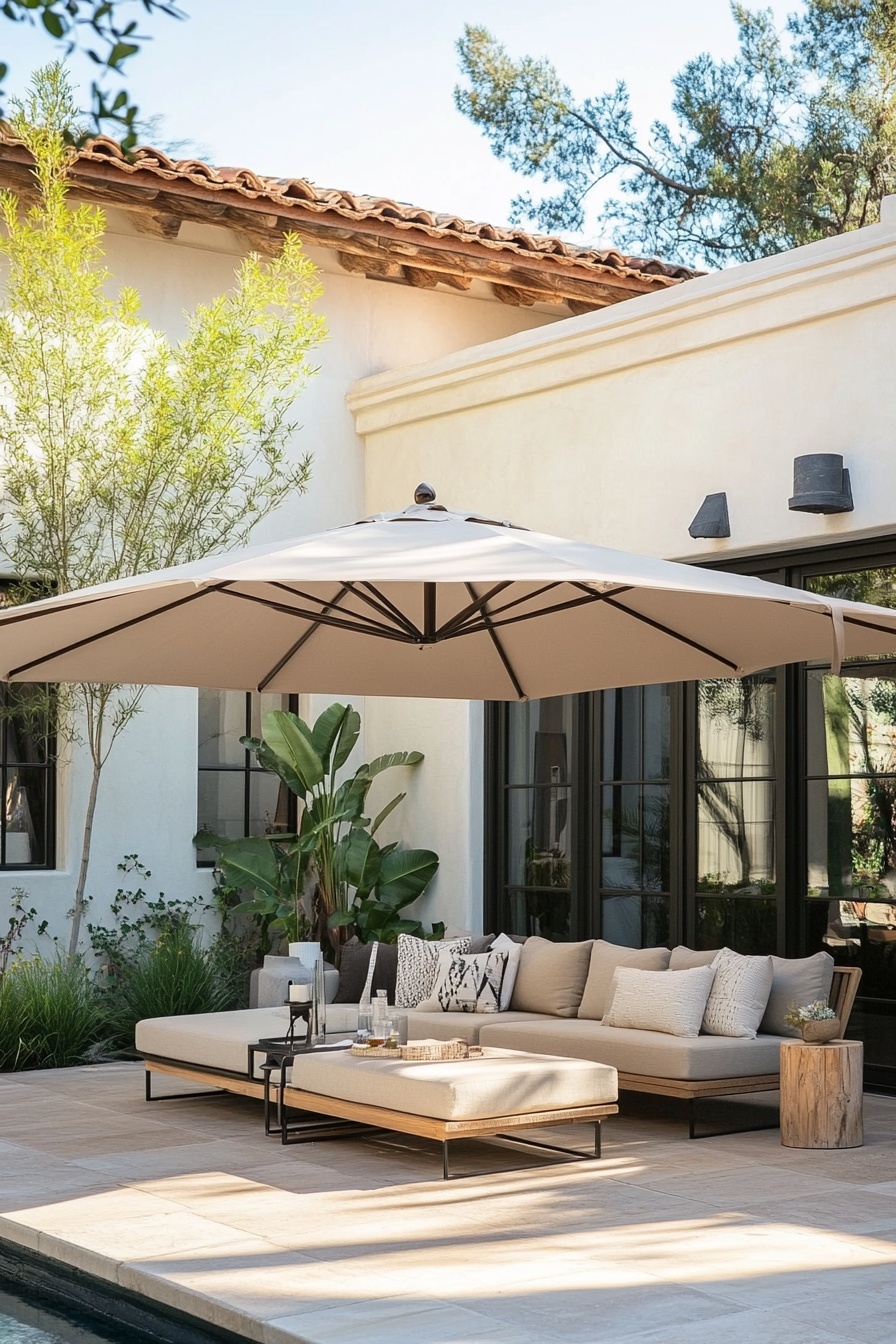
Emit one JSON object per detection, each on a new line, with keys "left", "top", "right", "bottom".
{"left": 479, "top": 1018, "right": 786, "bottom": 1081}
{"left": 136, "top": 1007, "right": 291, "bottom": 1076}
{"left": 287, "top": 1046, "right": 618, "bottom": 1120}
{"left": 578, "top": 941, "right": 672, "bottom": 1019}
{"left": 403, "top": 1008, "right": 548, "bottom": 1043}
{"left": 510, "top": 937, "right": 593, "bottom": 1017}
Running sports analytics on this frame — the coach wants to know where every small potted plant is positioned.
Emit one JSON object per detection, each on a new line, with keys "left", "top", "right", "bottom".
{"left": 784, "top": 1000, "right": 840, "bottom": 1044}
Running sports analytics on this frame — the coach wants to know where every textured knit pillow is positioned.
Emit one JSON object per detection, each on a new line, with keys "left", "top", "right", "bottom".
{"left": 490, "top": 933, "right": 522, "bottom": 1010}
{"left": 418, "top": 948, "right": 509, "bottom": 1013}
{"left": 701, "top": 947, "right": 774, "bottom": 1038}
{"left": 604, "top": 964, "right": 716, "bottom": 1038}
{"left": 578, "top": 940, "right": 672, "bottom": 1020}
{"left": 394, "top": 934, "right": 471, "bottom": 1008}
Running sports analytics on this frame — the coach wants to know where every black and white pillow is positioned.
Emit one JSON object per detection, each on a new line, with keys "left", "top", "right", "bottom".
{"left": 419, "top": 948, "right": 509, "bottom": 1013}
{"left": 395, "top": 934, "right": 471, "bottom": 1008}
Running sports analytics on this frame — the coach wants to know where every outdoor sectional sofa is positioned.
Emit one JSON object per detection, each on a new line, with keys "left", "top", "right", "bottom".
{"left": 135, "top": 936, "right": 861, "bottom": 1139}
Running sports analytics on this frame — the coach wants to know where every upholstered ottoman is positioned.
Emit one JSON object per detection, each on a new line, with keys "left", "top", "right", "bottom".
{"left": 279, "top": 1046, "right": 619, "bottom": 1177}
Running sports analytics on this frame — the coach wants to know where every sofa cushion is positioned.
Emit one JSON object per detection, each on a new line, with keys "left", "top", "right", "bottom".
{"left": 333, "top": 938, "right": 399, "bottom": 1005}
{"left": 395, "top": 935, "right": 471, "bottom": 1007}
{"left": 760, "top": 951, "right": 835, "bottom": 1037}
{"left": 702, "top": 948, "right": 773, "bottom": 1039}
{"left": 510, "top": 937, "right": 593, "bottom": 1017}
{"left": 478, "top": 1017, "right": 786, "bottom": 1082}
{"left": 286, "top": 1045, "right": 617, "bottom": 1120}
{"left": 136, "top": 1006, "right": 290, "bottom": 1076}
{"left": 418, "top": 948, "right": 508, "bottom": 1013}
{"left": 604, "top": 964, "right": 715, "bottom": 1037}
{"left": 669, "top": 945, "right": 719, "bottom": 970}
{"left": 578, "top": 940, "right": 672, "bottom": 1020}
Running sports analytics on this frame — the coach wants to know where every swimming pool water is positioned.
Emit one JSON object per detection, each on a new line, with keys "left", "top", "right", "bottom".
{"left": 0, "top": 1284, "right": 124, "bottom": 1343}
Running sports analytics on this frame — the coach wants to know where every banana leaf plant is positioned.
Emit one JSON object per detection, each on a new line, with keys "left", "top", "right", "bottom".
{"left": 193, "top": 827, "right": 310, "bottom": 953}
{"left": 196, "top": 704, "right": 440, "bottom": 958}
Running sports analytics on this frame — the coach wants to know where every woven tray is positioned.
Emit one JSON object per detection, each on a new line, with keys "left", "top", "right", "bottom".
{"left": 349, "top": 1043, "right": 402, "bottom": 1058}
{"left": 349, "top": 1039, "right": 484, "bottom": 1062}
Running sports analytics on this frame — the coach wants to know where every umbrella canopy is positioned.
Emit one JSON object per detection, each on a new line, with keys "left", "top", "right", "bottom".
{"left": 1, "top": 487, "right": 896, "bottom": 700}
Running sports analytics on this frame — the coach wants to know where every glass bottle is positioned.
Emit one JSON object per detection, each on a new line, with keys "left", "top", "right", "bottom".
{"left": 370, "top": 989, "right": 389, "bottom": 1046}
{"left": 310, "top": 957, "right": 327, "bottom": 1046}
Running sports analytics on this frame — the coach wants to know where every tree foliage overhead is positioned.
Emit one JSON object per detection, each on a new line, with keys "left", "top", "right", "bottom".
{"left": 455, "top": 1, "right": 896, "bottom": 268}
{"left": 1, "top": 1, "right": 185, "bottom": 149}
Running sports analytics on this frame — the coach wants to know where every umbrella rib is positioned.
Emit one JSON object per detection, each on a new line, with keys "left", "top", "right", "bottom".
{"left": 436, "top": 581, "right": 516, "bottom": 638}
{"left": 445, "top": 584, "right": 636, "bottom": 639}
{"left": 3, "top": 584, "right": 225, "bottom": 680}
{"left": 256, "top": 585, "right": 352, "bottom": 692}
{"left": 598, "top": 596, "right": 740, "bottom": 671}
{"left": 351, "top": 583, "right": 421, "bottom": 639}
{"left": 465, "top": 582, "right": 526, "bottom": 700}
{"left": 218, "top": 587, "right": 413, "bottom": 641}
{"left": 445, "top": 589, "right": 619, "bottom": 639}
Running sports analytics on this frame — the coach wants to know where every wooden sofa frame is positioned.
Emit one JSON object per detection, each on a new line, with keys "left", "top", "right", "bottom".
{"left": 141, "top": 965, "right": 862, "bottom": 1142}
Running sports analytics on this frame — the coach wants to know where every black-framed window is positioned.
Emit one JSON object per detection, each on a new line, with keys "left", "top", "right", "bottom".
{"left": 485, "top": 534, "right": 896, "bottom": 1089}
{"left": 0, "top": 682, "right": 55, "bottom": 869}
{"left": 196, "top": 690, "right": 297, "bottom": 865}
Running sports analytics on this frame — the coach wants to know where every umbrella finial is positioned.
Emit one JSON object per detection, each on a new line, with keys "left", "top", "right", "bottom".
{"left": 414, "top": 482, "right": 436, "bottom": 505}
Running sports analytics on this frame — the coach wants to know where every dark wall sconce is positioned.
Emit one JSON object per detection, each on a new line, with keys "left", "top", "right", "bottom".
{"left": 789, "top": 454, "right": 854, "bottom": 514}
{"left": 688, "top": 492, "right": 730, "bottom": 539}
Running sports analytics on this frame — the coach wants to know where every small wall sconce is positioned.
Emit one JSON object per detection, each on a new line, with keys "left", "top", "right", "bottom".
{"left": 688, "top": 492, "right": 730, "bottom": 539}
{"left": 789, "top": 454, "right": 854, "bottom": 514}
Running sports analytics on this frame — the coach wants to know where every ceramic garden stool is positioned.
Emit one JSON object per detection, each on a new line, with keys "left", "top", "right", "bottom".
{"left": 779, "top": 1038, "right": 864, "bottom": 1149}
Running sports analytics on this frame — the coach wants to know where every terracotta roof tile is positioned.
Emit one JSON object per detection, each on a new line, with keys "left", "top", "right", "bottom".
{"left": 0, "top": 127, "right": 701, "bottom": 297}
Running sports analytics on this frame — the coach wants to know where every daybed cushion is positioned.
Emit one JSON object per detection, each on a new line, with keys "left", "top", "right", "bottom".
{"left": 136, "top": 1006, "right": 290, "bottom": 1076}
{"left": 510, "top": 937, "right": 593, "bottom": 1017}
{"left": 478, "top": 1017, "right": 787, "bottom": 1082}
{"left": 578, "top": 940, "right": 672, "bottom": 1020}
{"left": 760, "top": 951, "right": 835, "bottom": 1037}
{"left": 603, "top": 964, "right": 715, "bottom": 1037}
{"left": 286, "top": 1045, "right": 617, "bottom": 1121}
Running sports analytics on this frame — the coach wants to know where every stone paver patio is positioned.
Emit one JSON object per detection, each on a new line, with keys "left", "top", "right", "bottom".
{"left": 1, "top": 1063, "right": 895, "bottom": 1343}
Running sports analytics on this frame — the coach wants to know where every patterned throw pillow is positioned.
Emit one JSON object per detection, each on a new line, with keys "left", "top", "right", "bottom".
{"left": 419, "top": 948, "right": 509, "bottom": 1014}
{"left": 394, "top": 934, "right": 471, "bottom": 1008}
{"left": 702, "top": 947, "right": 774, "bottom": 1038}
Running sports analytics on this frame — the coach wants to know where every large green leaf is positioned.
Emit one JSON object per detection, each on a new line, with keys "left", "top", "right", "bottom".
{"left": 363, "top": 750, "right": 424, "bottom": 778}
{"left": 242, "top": 734, "right": 306, "bottom": 798}
{"left": 337, "top": 828, "right": 382, "bottom": 896}
{"left": 331, "top": 705, "right": 362, "bottom": 770}
{"left": 371, "top": 792, "right": 405, "bottom": 836}
{"left": 376, "top": 848, "right": 439, "bottom": 909}
{"left": 263, "top": 710, "right": 324, "bottom": 789}
{"left": 215, "top": 837, "right": 282, "bottom": 900}
{"left": 310, "top": 702, "right": 360, "bottom": 772}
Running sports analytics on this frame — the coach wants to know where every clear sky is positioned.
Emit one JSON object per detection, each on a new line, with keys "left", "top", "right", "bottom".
{"left": 5, "top": 0, "right": 794, "bottom": 249}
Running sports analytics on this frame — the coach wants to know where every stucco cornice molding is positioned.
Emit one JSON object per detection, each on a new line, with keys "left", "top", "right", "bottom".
{"left": 349, "top": 223, "right": 896, "bottom": 436}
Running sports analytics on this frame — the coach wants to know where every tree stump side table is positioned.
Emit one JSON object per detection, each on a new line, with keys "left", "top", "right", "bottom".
{"left": 780, "top": 1039, "right": 863, "bottom": 1149}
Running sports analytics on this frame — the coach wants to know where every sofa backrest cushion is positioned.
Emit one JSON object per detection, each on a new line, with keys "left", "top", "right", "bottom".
{"left": 333, "top": 938, "right": 399, "bottom": 1005}
{"left": 604, "top": 964, "right": 716, "bottom": 1037}
{"left": 669, "top": 945, "right": 718, "bottom": 969}
{"left": 578, "top": 940, "right": 672, "bottom": 1020}
{"left": 760, "top": 951, "right": 835, "bottom": 1037}
{"left": 702, "top": 948, "right": 774, "bottom": 1038}
{"left": 509, "top": 937, "right": 593, "bottom": 1017}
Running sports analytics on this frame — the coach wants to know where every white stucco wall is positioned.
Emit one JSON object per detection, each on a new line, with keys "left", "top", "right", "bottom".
{"left": 351, "top": 209, "right": 896, "bottom": 934}
{"left": 0, "top": 208, "right": 556, "bottom": 949}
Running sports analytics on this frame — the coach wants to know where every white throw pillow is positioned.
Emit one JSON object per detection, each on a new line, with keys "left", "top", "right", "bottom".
{"left": 394, "top": 935, "right": 471, "bottom": 1008}
{"left": 604, "top": 964, "right": 716, "bottom": 1038}
{"left": 418, "top": 948, "right": 509, "bottom": 1013}
{"left": 490, "top": 933, "right": 522, "bottom": 1010}
{"left": 702, "top": 947, "right": 774, "bottom": 1039}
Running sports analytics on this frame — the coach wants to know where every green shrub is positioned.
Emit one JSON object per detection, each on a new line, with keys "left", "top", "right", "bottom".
{"left": 0, "top": 956, "right": 105, "bottom": 1070}
{"left": 99, "top": 924, "right": 250, "bottom": 1054}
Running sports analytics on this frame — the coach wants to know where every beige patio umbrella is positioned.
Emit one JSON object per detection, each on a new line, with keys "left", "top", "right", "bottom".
{"left": 0, "top": 486, "right": 895, "bottom": 699}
